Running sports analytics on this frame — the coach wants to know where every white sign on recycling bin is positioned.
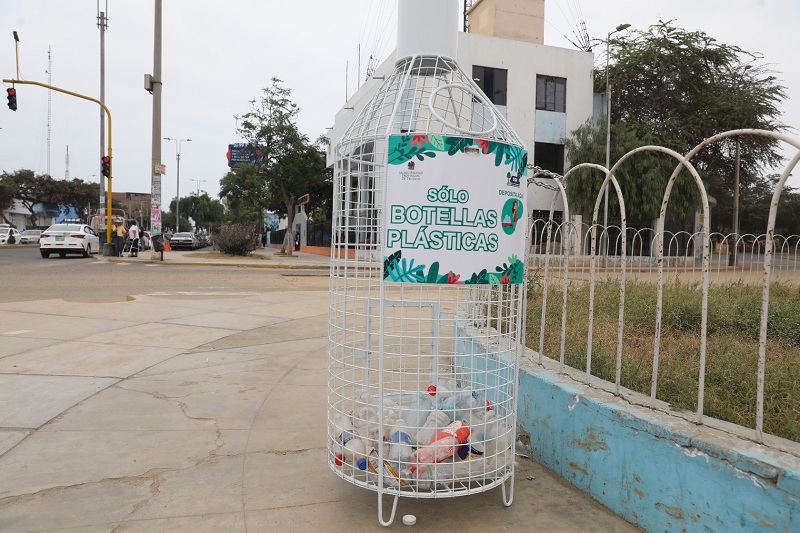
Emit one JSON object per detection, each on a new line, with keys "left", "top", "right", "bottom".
{"left": 383, "top": 134, "right": 527, "bottom": 285}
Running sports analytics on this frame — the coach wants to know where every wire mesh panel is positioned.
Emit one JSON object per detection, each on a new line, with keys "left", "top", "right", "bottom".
{"left": 328, "top": 53, "right": 527, "bottom": 524}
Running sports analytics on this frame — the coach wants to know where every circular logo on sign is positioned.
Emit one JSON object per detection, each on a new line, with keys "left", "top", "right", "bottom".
{"left": 501, "top": 199, "right": 522, "bottom": 235}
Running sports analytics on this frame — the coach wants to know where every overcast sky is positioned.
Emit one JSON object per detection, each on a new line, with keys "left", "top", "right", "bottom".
{"left": 2, "top": 0, "right": 798, "bottom": 207}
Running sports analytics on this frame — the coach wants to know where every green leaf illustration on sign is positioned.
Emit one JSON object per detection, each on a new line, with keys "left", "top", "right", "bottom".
{"left": 383, "top": 250, "right": 402, "bottom": 279}
{"left": 383, "top": 253, "right": 523, "bottom": 285}
{"left": 386, "top": 256, "right": 426, "bottom": 283}
{"left": 428, "top": 134, "right": 445, "bottom": 151}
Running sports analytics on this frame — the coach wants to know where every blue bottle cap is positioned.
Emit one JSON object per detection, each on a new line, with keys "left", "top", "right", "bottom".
{"left": 357, "top": 458, "right": 367, "bottom": 470}
{"left": 457, "top": 445, "right": 469, "bottom": 460}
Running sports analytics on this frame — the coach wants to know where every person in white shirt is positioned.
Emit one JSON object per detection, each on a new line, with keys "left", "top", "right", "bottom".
{"left": 128, "top": 222, "right": 140, "bottom": 257}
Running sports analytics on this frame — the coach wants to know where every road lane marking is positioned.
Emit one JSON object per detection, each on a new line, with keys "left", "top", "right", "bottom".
{"left": 3, "top": 330, "right": 33, "bottom": 335}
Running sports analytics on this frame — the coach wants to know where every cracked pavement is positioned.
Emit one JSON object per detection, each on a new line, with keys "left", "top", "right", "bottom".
{"left": 0, "top": 284, "right": 638, "bottom": 532}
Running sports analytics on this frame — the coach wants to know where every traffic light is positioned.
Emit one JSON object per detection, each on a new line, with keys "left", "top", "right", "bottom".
{"left": 101, "top": 156, "right": 111, "bottom": 177}
{"left": 6, "top": 88, "right": 17, "bottom": 111}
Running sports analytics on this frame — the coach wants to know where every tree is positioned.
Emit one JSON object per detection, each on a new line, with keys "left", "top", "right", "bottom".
{"left": 565, "top": 21, "right": 787, "bottom": 229}
{"left": 0, "top": 170, "right": 100, "bottom": 227}
{"left": 167, "top": 193, "right": 224, "bottom": 233}
{"left": 219, "top": 164, "right": 269, "bottom": 226}
{"left": 231, "top": 78, "right": 327, "bottom": 254}
{"left": 0, "top": 178, "right": 17, "bottom": 225}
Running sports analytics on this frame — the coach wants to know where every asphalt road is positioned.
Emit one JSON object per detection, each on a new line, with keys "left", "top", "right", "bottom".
{"left": 0, "top": 246, "right": 329, "bottom": 303}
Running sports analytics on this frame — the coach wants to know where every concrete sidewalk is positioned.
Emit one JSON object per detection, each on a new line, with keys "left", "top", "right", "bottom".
{"left": 0, "top": 286, "right": 638, "bottom": 531}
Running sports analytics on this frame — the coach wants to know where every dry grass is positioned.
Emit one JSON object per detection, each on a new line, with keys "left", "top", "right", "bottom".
{"left": 526, "top": 277, "right": 800, "bottom": 442}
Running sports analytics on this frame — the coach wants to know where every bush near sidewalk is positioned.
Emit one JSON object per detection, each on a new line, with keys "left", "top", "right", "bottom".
{"left": 215, "top": 223, "right": 257, "bottom": 256}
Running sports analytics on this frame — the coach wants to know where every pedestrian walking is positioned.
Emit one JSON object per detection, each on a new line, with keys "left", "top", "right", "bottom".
{"left": 128, "top": 221, "right": 140, "bottom": 257}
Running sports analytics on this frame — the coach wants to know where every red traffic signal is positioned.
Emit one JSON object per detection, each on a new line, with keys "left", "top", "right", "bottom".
{"left": 6, "top": 88, "right": 17, "bottom": 111}
{"left": 101, "top": 156, "right": 111, "bottom": 177}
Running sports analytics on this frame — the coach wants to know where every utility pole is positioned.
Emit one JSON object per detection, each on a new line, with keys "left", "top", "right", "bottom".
{"left": 97, "top": 2, "right": 108, "bottom": 219}
{"left": 47, "top": 46, "right": 51, "bottom": 177}
{"left": 163, "top": 138, "right": 191, "bottom": 233}
{"left": 149, "top": 0, "right": 163, "bottom": 247}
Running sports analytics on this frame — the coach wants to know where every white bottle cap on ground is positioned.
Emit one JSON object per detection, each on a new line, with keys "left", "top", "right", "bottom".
{"left": 402, "top": 514, "right": 417, "bottom": 526}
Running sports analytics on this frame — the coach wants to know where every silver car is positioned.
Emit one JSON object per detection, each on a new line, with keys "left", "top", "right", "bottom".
{"left": 18, "top": 229, "right": 43, "bottom": 244}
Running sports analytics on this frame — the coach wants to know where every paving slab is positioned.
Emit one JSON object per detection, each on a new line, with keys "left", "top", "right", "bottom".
{"left": 0, "top": 430, "right": 28, "bottom": 455}
{"left": 0, "top": 311, "right": 135, "bottom": 342}
{"left": 0, "top": 375, "right": 118, "bottom": 428}
{"left": 0, "top": 429, "right": 218, "bottom": 499}
{"left": 161, "top": 310, "right": 286, "bottom": 331}
{"left": 0, "top": 341, "right": 181, "bottom": 378}
{"left": 80, "top": 322, "right": 236, "bottom": 350}
{"left": 0, "top": 335, "right": 58, "bottom": 359}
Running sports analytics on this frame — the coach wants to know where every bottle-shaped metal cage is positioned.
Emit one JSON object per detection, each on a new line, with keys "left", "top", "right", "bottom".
{"left": 328, "top": 54, "right": 527, "bottom": 525}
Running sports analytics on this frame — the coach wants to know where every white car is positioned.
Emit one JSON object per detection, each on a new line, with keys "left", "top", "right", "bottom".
{"left": 18, "top": 229, "right": 43, "bottom": 244}
{"left": 0, "top": 226, "right": 22, "bottom": 245}
{"left": 39, "top": 223, "right": 100, "bottom": 258}
{"left": 141, "top": 231, "right": 152, "bottom": 250}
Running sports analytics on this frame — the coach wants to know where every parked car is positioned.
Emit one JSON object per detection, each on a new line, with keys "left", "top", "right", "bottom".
{"left": 141, "top": 231, "right": 152, "bottom": 250}
{"left": 168, "top": 232, "right": 198, "bottom": 250}
{"left": 39, "top": 223, "right": 100, "bottom": 258}
{"left": 0, "top": 225, "right": 22, "bottom": 245}
{"left": 18, "top": 229, "right": 43, "bottom": 244}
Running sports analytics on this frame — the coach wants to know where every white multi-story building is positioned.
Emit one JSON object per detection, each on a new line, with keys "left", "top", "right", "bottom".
{"left": 327, "top": 0, "right": 595, "bottom": 227}
{"left": 0, "top": 199, "right": 58, "bottom": 230}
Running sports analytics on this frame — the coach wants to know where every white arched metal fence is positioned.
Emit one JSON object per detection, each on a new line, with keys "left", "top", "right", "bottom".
{"left": 526, "top": 129, "right": 800, "bottom": 444}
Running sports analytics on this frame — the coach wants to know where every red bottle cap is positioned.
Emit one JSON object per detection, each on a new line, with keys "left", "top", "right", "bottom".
{"left": 334, "top": 454, "right": 344, "bottom": 466}
{"left": 454, "top": 425, "right": 470, "bottom": 444}
{"left": 427, "top": 385, "right": 437, "bottom": 396}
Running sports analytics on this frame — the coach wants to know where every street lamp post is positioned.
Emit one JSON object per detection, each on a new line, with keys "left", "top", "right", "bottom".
{"left": 163, "top": 137, "right": 191, "bottom": 232}
{"left": 603, "top": 23, "right": 630, "bottom": 256}
{"left": 729, "top": 64, "right": 752, "bottom": 267}
{"left": 190, "top": 178, "right": 206, "bottom": 195}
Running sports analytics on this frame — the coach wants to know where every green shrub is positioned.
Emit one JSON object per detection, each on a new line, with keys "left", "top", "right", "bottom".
{"left": 215, "top": 223, "right": 256, "bottom": 256}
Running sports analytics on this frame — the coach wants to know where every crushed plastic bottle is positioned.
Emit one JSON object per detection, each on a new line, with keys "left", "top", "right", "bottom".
{"left": 366, "top": 448, "right": 405, "bottom": 488}
{"left": 414, "top": 409, "right": 451, "bottom": 446}
{"left": 387, "top": 419, "right": 414, "bottom": 465}
{"left": 332, "top": 412, "right": 368, "bottom": 470}
{"left": 408, "top": 420, "right": 470, "bottom": 474}
{"left": 403, "top": 392, "right": 433, "bottom": 430}
{"left": 407, "top": 464, "right": 449, "bottom": 491}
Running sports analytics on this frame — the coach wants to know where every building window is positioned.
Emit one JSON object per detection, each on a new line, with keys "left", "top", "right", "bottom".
{"left": 533, "top": 142, "right": 565, "bottom": 175}
{"left": 473, "top": 65, "right": 507, "bottom": 106}
{"left": 536, "top": 75, "right": 566, "bottom": 112}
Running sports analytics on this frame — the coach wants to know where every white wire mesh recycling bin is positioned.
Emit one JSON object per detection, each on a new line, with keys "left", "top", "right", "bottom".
{"left": 327, "top": 39, "right": 528, "bottom": 527}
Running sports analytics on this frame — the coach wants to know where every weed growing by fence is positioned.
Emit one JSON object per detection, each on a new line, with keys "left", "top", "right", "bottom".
{"left": 527, "top": 279, "right": 800, "bottom": 442}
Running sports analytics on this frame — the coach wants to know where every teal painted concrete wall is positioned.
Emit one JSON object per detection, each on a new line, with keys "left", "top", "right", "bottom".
{"left": 455, "top": 324, "right": 800, "bottom": 532}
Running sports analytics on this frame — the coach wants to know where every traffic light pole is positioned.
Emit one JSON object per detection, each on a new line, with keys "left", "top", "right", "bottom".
{"left": 2, "top": 78, "right": 114, "bottom": 245}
